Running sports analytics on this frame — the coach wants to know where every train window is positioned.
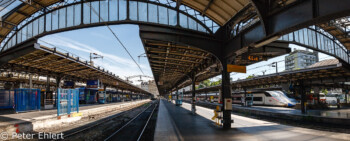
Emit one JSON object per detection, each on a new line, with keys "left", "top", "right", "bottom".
{"left": 264, "top": 92, "right": 272, "bottom": 97}
{"left": 253, "top": 97, "right": 262, "bottom": 101}
{"left": 246, "top": 97, "right": 252, "bottom": 101}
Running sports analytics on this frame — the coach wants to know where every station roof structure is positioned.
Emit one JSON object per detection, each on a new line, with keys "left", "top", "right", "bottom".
{"left": 141, "top": 29, "right": 290, "bottom": 93}
{"left": 184, "top": 59, "right": 350, "bottom": 94}
{"left": 0, "top": 72, "right": 56, "bottom": 87}
{"left": 0, "top": 40, "right": 150, "bottom": 94}
{"left": 178, "top": 0, "right": 250, "bottom": 25}
{"left": 0, "top": 0, "right": 350, "bottom": 95}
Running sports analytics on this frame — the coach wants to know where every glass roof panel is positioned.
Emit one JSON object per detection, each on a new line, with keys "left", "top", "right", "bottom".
{"left": 0, "top": 0, "right": 23, "bottom": 18}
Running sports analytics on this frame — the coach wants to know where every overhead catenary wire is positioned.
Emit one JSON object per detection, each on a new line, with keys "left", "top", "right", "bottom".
{"left": 86, "top": 2, "right": 145, "bottom": 75}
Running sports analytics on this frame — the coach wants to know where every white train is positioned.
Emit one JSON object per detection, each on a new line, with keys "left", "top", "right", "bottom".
{"left": 232, "top": 90, "right": 297, "bottom": 107}
{"left": 182, "top": 90, "right": 297, "bottom": 107}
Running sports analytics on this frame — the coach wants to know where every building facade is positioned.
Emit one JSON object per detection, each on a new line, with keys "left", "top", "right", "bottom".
{"left": 285, "top": 49, "right": 319, "bottom": 71}
{"left": 140, "top": 80, "right": 159, "bottom": 96}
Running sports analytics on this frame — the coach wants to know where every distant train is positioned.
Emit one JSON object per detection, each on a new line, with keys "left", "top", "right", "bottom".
{"left": 183, "top": 90, "right": 297, "bottom": 107}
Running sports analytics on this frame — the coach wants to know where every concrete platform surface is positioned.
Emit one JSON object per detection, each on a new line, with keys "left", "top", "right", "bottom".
{"left": 154, "top": 99, "right": 350, "bottom": 141}
{"left": 197, "top": 101, "right": 350, "bottom": 119}
{"left": 0, "top": 100, "right": 150, "bottom": 133}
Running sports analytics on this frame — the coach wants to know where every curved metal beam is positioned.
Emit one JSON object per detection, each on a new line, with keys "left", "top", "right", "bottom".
{"left": 1, "top": 0, "right": 213, "bottom": 51}
{"left": 222, "top": 0, "right": 350, "bottom": 59}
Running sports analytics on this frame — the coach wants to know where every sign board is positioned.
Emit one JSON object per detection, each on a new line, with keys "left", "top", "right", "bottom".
{"left": 87, "top": 80, "right": 99, "bottom": 88}
{"left": 63, "top": 81, "right": 75, "bottom": 88}
{"left": 248, "top": 55, "right": 259, "bottom": 61}
{"left": 227, "top": 65, "right": 246, "bottom": 73}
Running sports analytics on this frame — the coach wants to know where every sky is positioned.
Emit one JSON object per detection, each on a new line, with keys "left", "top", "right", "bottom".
{"left": 39, "top": 25, "right": 154, "bottom": 84}
{"left": 38, "top": 24, "right": 335, "bottom": 84}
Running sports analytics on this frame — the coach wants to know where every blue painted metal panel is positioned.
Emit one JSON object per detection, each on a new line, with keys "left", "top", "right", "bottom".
{"left": 14, "top": 89, "right": 41, "bottom": 112}
{"left": 57, "top": 89, "right": 79, "bottom": 116}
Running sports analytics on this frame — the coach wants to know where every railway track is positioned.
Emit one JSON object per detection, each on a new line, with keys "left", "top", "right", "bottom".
{"left": 54, "top": 100, "right": 158, "bottom": 141}
{"left": 60, "top": 104, "right": 139, "bottom": 139}
{"left": 104, "top": 100, "right": 159, "bottom": 141}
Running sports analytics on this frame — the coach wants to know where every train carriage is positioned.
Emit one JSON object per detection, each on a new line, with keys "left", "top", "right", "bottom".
{"left": 184, "top": 90, "right": 297, "bottom": 107}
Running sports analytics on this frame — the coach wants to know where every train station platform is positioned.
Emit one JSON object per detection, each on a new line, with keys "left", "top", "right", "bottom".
{"left": 0, "top": 100, "right": 150, "bottom": 134}
{"left": 155, "top": 99, "right": 350, "bottom": 141}
{"left": 190, "top": 101, "right": 350, "bottom": 126}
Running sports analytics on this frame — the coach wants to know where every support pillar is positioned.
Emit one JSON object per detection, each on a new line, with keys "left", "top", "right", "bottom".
{"left": 345, "top": 89, "right": 349, "bottom": 104}
{"left": 244, "top": 88, "right": 247, "bottom": 106}
{"left": 55, "top": 76, "right": 61, "bottom": 107}
{"left": 46, "top": 76, "right": 50, "bottom": 92}
{"left": 191, "top": 75, "right": 196, "bottom": 115}
{"left": 45, "top": 76, "right": 50, "bottom": 107}
{"left": 56, "top": 77, "right": 61, "bottom": 89}
{"left": 299, "top": 81, "right": 306, "bottom": 114}
{"left": 29, "top": 74, "right": 33, "bottom": 89}
{"left": 205, "top": 92, "right": 208, "bottom": 102}
{"left": 121, "top": 90, "right": 124, "bottom": 102}
{"left": 221, "top": 62, "right": 233, "bottom": 129}
{"left": 176, "top": 88, "right": 179, "bottom": 100}
{"left": 314, "top": 87, "right": 320, "bottom": 104}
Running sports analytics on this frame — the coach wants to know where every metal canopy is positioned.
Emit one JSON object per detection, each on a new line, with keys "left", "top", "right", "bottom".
{"left": 143, "top": 39, "right": 219, "bottom": 94}
{"left": 318, "top": 17, "right": 350, "bottom": 50}
{"left": 184, "top": 59, "right": 350, "bottom": 94}
{"left": 141, "top": 30, "right": 291, "bottom": 93}
{"left": 233, "top": 59, "right": 350, "bottom": 88}
{"left": 0, "top": 72, "right": 56, "bottom": 87}
{"left": 0, "top": 42, "right": 150, "bottom": 94}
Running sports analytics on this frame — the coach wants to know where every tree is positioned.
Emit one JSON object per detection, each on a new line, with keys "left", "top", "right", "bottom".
{"left": 246, "top": 74, "right": 255, "bottom": 79}
{"left": 321, "top": 89, "right": 328, "bottom": 95}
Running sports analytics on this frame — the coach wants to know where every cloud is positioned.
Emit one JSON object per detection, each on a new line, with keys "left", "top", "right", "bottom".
{"left": 39, "top": 35, "right": 153, "bottom": 78}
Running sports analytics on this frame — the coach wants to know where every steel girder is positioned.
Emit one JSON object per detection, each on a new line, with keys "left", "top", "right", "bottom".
{"left": 222, "top": 0, "right": 350, "bottom": 59}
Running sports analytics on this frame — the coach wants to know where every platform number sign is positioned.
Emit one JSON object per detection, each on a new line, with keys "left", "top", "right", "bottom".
{"left": 248, "top": 55, "right": 259, "bottom": 61}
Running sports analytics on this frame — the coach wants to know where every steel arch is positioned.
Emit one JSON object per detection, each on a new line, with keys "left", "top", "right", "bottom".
{"left": 1, "top": 0, "right": 213, "bottom": 52}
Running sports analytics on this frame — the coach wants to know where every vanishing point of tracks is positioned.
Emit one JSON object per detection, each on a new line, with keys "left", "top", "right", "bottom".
{"left": 104, "top": 100, "right": 158, "bottom": 141}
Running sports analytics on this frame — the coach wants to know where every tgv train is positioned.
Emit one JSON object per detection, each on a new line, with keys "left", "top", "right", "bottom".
{"left": 183, "top": 90, "right": 297, "bottom": 107}
{"left": 232, "top": 91, "right": 297, "bottom": 107}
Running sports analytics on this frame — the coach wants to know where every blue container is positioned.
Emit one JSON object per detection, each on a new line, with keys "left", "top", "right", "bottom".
{"left": 0, "top": 90, "right": 14, "bottom": 109}
{"left": 14, "top": 89, "right": 41, "bottom": 112}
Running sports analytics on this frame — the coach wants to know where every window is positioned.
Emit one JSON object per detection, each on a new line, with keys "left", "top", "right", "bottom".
{"left": 253, "top": 97, "right": 262, "bottom": 101}
{"left": 264, "top": 92, "right": 272, "bottom": 97}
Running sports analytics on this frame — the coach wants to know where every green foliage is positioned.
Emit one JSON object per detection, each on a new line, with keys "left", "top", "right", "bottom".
{"left": 321, "top": 89, "right": 328, "bottom": 95}
{"left": 246, "top": 74, "right": 255, "bottom": 79}
{"left": 198, "top": 79, "right": 222, "bottom": 89}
